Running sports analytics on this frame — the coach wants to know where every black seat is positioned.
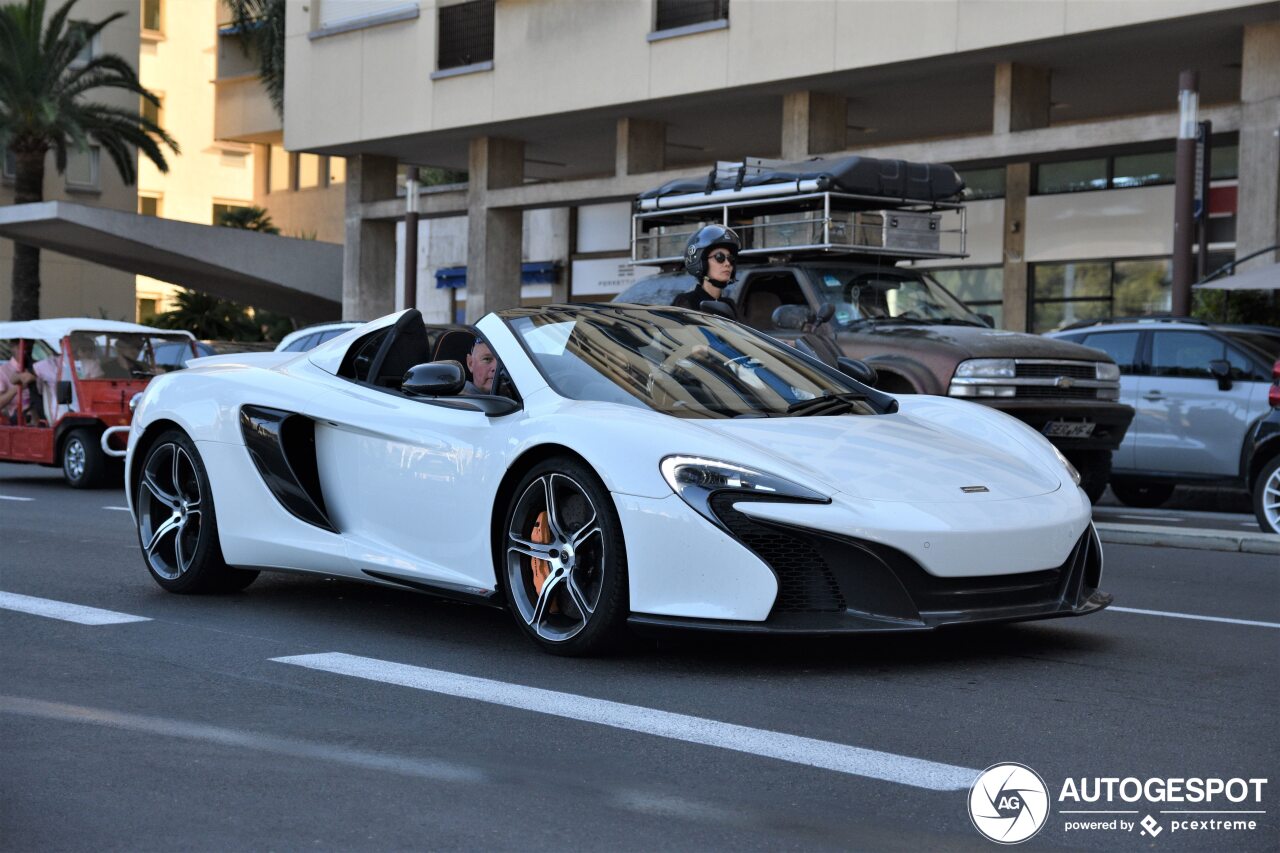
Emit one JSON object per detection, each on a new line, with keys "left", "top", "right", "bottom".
{"left": 432, "top": 328, "right": 478, "bottom": 383}
{"left": 366, "top": 309, "right": 433, "bottom": 389}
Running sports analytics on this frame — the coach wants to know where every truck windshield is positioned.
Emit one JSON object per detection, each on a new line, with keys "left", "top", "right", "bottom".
{"left": 811, "top": 267, "right": 985, "bottom": 328}
{"left": 68, "top": 332, "right": 193, "bottom": 378}
{"left": 505, "top": 307, "right": 875, "bottom": 419}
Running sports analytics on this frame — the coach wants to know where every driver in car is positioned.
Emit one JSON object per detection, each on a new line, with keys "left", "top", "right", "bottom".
{"left": 462, "top": 338, "right": 500, "bottom": 395}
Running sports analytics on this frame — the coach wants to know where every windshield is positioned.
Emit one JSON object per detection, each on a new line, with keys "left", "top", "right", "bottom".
{"left": 68, "top": 332, "right": 194, "bottom": 378}
{"left": 505, "top": 307, "right": 876, "bottom": 419}
{"left": 809, "top": 266, "right": 985, "bottom": 328}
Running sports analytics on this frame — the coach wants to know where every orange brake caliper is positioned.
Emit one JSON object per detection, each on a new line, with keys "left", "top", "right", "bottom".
{"left": 530, "top": 510, "right": 551, "bottom": 596}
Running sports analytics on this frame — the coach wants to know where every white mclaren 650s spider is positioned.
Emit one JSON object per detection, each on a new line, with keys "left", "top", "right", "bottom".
{"left": 125, "top": 304, "right": 1110, "bottom": 655}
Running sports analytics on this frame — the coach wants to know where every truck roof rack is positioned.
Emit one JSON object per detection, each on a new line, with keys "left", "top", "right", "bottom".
{"left": 631, "top": 155, "right": 968, "bottom": 265}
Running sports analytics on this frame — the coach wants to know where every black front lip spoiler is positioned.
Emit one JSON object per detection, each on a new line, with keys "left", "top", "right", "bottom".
{"left": 627, "top": 590, "right": 1113, "bottom": 636}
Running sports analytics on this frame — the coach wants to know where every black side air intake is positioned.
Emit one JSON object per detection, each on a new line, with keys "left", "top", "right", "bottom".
{"left": 239, "top": 406, "right": 337, "bottom": 533}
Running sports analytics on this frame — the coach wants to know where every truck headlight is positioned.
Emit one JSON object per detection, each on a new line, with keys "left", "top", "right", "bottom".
{"left": 660, "top": 456, "right": 829, "bottom": 528}
{"left": 954, "top": 359, "right": 1016, "bottom": 379}
{"left": 1095, "top": 362, "right": 1121, "bottom": 381}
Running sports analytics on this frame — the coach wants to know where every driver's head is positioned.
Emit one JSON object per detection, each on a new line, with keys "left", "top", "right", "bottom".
{"left": 466, "top": 338, "right": 498, "bottom": 393}
{"left": 116, "top": 337, "right": 142, "bottom": 360}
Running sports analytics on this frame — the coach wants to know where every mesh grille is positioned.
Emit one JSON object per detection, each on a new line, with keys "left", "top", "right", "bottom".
{"left": 1016, "top": 362, "right": 1096, "bottom": 379}
{"left": 655, "top": 0, "right": 730, "bottom": 31}
{"left": 1015, "top": 386, "right": 1099, "bottom": 399}
{"left": 438, "top": 0, "right": 494, "bottom": 70}
{"left": 709, "top": 494, "right": 845, "bottom": 613}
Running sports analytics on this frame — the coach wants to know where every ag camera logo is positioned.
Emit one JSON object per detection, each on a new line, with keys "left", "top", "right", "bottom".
{"left": 969, "top": 763, "right": 1050, "bottom": 844}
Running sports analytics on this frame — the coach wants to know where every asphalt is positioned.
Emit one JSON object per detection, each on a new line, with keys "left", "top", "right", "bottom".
{"left": 1, "top": 462, "right": 1277, "bottom": 851}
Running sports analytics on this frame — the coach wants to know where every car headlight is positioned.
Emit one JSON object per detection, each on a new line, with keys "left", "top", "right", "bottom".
{"left": 660, "top": 456, "right": 829, "bottom": 529}
{"left": 954, "top": 358, "right": 1016, "bottom": 379}
{"left": 1095, "top": 362, "right": 1121, "bottom": 381}
{"left": 1050, "top": 445, "right": 1082, "bottom": 487}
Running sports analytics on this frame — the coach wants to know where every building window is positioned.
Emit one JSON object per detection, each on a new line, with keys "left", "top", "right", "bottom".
{"left": 654, "top": 0, "right": 729, "bottom": 32}
{"left": 212, "top": 202, "right": 251, "bottom": 225}
{"left": 65, "top": 145, "right": 100, "bottom": 190}
{"left": 142, "top": 0, "right": 162, "bottom": 34}
{"left": 1030, "top": 258, "right": 1171, "bottom": 332}
{"left": 1036, "top": 159, "right": 1107, "bottom": 194}
{"left": 327, "top": 156, "right": 345, "bottom": 185}
{"left": 138, "top": 194, "right": 161, "bottom": 216}
{"left": 298, "top": 153, "right": 322, "bottom": 189}
{"left": 137, "top": 297, "right": 158, "bottom": 323}
{"left": 1, "top": 148, "right": 15, "bottom": 181}
{"left": 69, "top": 21, "right": 101, "bottom": 68}
{"left": 927, "top": 266, "right": 1004, "bottom": 328}
{"left": 1210, "top": 144, "right": 1238, "bottom": 180}
{"left": 957, "top": 167, "right": 1005, "bottom": 201}
{"left": 437, "top": 0, "right": 494, "bottom": 72}
{"left": 140, "top": 93, "right": 163, "bottom": 131}
{"left": 1111, "top": 151, "right": 1175, "bottom": 189}
{"left": 268, "top": 145, "right": 292, "bottom": 192}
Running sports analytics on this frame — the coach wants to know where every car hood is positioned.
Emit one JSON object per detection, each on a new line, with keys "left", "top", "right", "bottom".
{"left": 691, "top": 411, "right": 1062, "bottom": 503}
{"left": 840, "top": 324, "right": 1108, "bottom": 361}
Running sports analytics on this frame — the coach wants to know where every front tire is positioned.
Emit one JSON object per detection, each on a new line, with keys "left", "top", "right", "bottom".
{"left": 1110, "top": 478, "right": 1174, "bottom": 509}
{"left": 501, "top": 457, "right": 628, "bottom": 656}
{"left": 136, "top": 430, "right": 258, "bottom": 594}
{"left": 62, "top": 428, "right": 106, "bottom": 489}
{"left": 1252, "top": 455, "right": 1280, "bottom": 535}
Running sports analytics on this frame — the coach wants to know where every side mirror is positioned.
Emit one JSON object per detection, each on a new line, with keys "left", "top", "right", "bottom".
{"left": 698, "top": 299, "right": 737, "bottom": 320}
{"left": 771, "top": 304, "right": 810, "bottom": 331}
{"left": 837, "top": 357, "right": 878, "bottom": 387}
{"left": 1208, "top": 358, "right": 1232, "bottom": 390}
{"left": 402, "top": 361, "right": 465, "bottom": 397}
{"left": 978, "top": 313, "right": 995, "bottom": 328}
{"left": 56, "top": 380, "right": 73, "bottom": 405}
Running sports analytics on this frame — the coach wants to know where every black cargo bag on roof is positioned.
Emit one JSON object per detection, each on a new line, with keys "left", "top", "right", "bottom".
{"left": 637, "top": 155, "right": 965, "bottom": 204}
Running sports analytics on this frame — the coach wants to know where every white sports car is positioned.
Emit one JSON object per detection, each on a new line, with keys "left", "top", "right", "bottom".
{"left": 125, "top": 304, "right": 1109, "bottom": 655}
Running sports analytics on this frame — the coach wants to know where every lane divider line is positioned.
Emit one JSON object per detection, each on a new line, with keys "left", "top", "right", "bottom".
{"left": 0, "top": 695, "right": 482, "bottom": 783}
{"left": 0, "top": 495, "right": 35, "bottom": 502}
{"left": 1109, "top": 605, "right": 1280, "bottom": 629}
{"left": 273, "top": 652, "right": 978, "bottom": 791}
{"left": 0, "top": 591, "right": 150, "bottom": 625}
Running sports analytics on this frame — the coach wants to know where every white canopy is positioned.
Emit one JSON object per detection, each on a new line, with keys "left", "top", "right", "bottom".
{"left": 0, "top": 317, "right": 193, "bottom": 347}
{"left": 1193, "top": 261, "right": 1280, "bottom": 291}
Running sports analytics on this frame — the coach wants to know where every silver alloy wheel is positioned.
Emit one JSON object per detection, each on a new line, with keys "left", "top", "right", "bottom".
{"left": 138, "top": 442, "right": 203, "bottom": 581}
{"left": 506, "top": 473, "right": 605, "bottom": 642}
{"left": 64, "top": 437, "right": 86, "bottom": 481}
{"left": 1264, "top": 465, "right": 1280, "bottom": 534}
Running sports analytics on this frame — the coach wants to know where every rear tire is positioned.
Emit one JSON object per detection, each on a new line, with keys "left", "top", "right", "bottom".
{"left": 136, "top": 429, "right": 258, "bottom": 594}
{"left": 61, "top": 428, "right": 106, "bottom": 489}
{"left": 1252, "top": 455, "right": 1280, "bottom": 535}
{"left": 1110, "top": 478, "right": 1174, "bottom": 509}
{"left": 500, "top": 457, "right": 628, "bottom": 656}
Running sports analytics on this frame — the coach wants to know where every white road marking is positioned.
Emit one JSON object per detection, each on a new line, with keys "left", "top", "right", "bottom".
{"left": 0, "top": 592, "right": 150, "bottom": 625}
{"left": 1109, "top": 514, "right": 1183, "bottom": 523}
{"left": 274, "top": 652, "right": 978, "bottom": 791}
{"left": 0, "top": 495, "right": 34, "bottom": 502}
{"left": 0, "top": 695, "right": 482, "bottom": 783}
{"left": 102, "top": 506, "right": 131, "bottom": 511}
{"left": 1109, "top": 605, "right": 1280, "bottom": 630}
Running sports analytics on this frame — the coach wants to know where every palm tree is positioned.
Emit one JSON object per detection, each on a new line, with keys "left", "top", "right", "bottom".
{"left": 224, "top": 0, "right": 284, "bottom": 117}
{"left": 0, "top": 0, "right": 178, "bottom": 320}
{"left": 215, "top": 204, "right": 278, "bottom": 233}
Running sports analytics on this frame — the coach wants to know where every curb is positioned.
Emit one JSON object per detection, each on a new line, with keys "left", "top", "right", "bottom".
{"left": 1095, "top": 522, "right": 1280, "bottom": 555}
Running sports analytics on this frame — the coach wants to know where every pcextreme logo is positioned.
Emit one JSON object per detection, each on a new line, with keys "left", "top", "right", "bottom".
{"left": 967, "top": 763, "right": 1270, "bottom": 845}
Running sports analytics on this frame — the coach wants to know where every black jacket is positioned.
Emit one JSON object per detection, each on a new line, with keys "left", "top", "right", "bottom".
{"left": 672, "top": 284, "right": 737, "bottom": 317}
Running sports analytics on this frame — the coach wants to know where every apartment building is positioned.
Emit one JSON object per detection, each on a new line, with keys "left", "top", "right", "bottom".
{"left": 275, "top": 0, "right": 1276, "bottom": 330}
{"left": 0, "top": 0, "right": 140, "bottom": 321}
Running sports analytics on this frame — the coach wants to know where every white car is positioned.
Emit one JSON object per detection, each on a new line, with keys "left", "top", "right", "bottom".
{"left": 125, "top": 305, "right": 1108, "bottom": 655}
{"left": 274, "top": 321, "right": 362, "bottom": 353}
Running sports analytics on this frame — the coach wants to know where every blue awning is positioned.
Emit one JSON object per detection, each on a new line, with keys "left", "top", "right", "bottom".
{"left": 435, "top": 261, "right": 560, "bottom": 289}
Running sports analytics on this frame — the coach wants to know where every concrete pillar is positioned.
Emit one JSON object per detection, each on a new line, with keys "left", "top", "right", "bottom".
{"left": 993, "top": 63, "right": 1051, "bottom": 134}
{"left": 466, "top": 136, "right": 525, "bottom": 321}
{"left": 616, "top": 118, "right": 666, "bottom": 176}
{"left": 1236, "top": 21, "right": 1280, "bottom": 266}
{"left": 780, "top": 91, "right": 846, "bottom": 160}
{"left": 343, "top": 154, "right": 397, "bottom": 321}
{"left": 1002, "top": 162, "right": 1031, "bottom": 332}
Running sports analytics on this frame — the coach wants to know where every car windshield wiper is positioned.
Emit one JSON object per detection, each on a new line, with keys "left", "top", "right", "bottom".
{"left": 785, "top": 391, "right": 867, "bottom": 417}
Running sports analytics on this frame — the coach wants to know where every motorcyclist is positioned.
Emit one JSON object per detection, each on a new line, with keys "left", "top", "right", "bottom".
{"left": 672, "top": 225, "right": 740, "bottom": 317}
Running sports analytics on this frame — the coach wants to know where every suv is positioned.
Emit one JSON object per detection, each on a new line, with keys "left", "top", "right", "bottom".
{"left": 1047, "top": 317, "right": 1280, "bottom": 508}
{"left": 622, "top": 153, "right": 1132, "bottom": 502}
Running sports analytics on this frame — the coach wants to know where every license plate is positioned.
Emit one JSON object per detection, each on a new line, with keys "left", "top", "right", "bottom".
{"left": 1043, "top": 421, "right": 1095, "bottom": 438}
